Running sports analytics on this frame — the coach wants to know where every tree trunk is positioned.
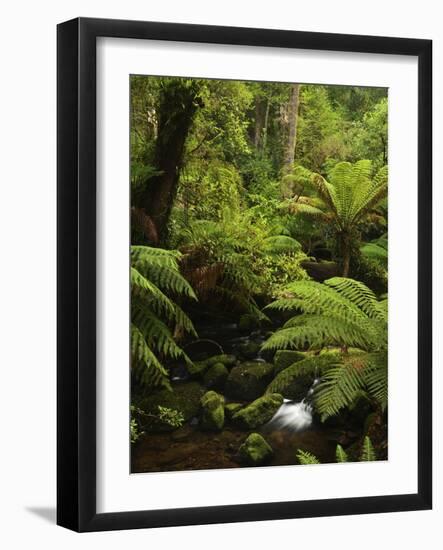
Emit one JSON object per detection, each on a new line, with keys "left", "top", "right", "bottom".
{"left": 283, "top": 84, "right": 300, "bottom": 173}
{"left": 261, "top": 98, "right": 270, "bottom": 151}
{"left": 254, "top": 98, "right": 264, "bottom": 149}
{"left": 341, "top": 233, "right": 351, "bottom": 277}
{"left": 141, "top": 81, "right": 201, "bottom": 242}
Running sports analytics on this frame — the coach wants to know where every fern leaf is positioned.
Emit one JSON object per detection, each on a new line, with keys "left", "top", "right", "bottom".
{"left": 266, "top": 353, "right": 340, "bottom": 395}
{"left": 336, "top": 444, "right": 348, "bottom": 463}
{"left": 314, "top": 362, "right": 366, "bottom": 420}
{"left": 297, "top": 449, "right": 320, "bottom": 465}
{"left": 360, "top": 436, "right": 377, "bottom": 461}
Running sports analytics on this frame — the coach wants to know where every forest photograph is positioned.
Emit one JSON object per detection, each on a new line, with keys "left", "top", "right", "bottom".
{"left": 129, "top": 75, "right": 388, "bottom": 473}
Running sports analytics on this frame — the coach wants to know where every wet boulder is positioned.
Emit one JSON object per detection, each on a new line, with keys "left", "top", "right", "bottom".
{"left": 187, "top": 354, "right": 236, "bottom": 379}
{"left": 184, "top": 339, "right": 224, "bottom": 361}
{"left": 238, "top": 341, "right": 261, "bottom": 360}
{"left": 273, "top": 350, "right": 306, "bottom": 375}
{"left": 200, "top": 391, "right": 225, "bottom": 431}
{"left": 134, "top": 382, "right": 205, "bottom": 432}
{"left": 203, "top": 362, "right": 229, "bottom": 390}
{"left": 238, "top": 433, "right": 273, "bottom": 466}
{"left": 225, "top": 362, "right": 275, "bottom": 401}
{"left": 205, "top": 354, "right": 237, "bottom": 368}
{"left": 224, "top": 402, "right": 244, "bottom": 420}
{"left": 272, "top": 373, "right": 313, "bottom": 401}
{"left": 232, "top": 393, "right": 283, "bottom": 429}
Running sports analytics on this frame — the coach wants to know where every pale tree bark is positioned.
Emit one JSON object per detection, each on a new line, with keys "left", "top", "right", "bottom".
{"left": 254, "top": 98, "right": 264, "bottom": 149}
{"left": 261, "top": 98, "right": 270, "bottom": 151}
{"left": 283, "top": 83, "right": 300, "bottom": 173}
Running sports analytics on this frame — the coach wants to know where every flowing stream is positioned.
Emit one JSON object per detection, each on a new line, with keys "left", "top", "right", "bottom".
{"left": 187, "top": 320, "right": 320, "bottom": 433}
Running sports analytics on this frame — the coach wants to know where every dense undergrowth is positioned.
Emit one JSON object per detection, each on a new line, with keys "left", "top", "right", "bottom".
{"left": 129, "top": 76, "right": 389, "bottom": 468}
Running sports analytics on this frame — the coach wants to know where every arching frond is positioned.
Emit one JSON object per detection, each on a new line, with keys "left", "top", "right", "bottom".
{"left": 263, "top": 235, "right": 302, "bottom": 255}
{"left": 130, "top": 245, "right": 198, "bottom": 389}
{"left": 266, "top": 353, "right": 341, "bottom": 395}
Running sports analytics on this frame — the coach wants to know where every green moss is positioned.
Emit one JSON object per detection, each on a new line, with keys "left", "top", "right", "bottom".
{"left": 134, "top": 382, "right": 205, "bottom": 432}
{"left": 188, "top": 354, "right": 237, "bottom": 379}
{"left": 232, "top": 393, "right": 283, "bottom": 429}
{"left": 238, "top": 341, "right": 261, "bottom": 360}
{"left": 205, "top": 354, "right": 237, "bottom": 368}
{"left": 238, "top": 433, "right": 273, "bottom": 466}
{"left": 203, "top": 362, "right": 229, "bottom": 390}
{"left": 186, "top": 360, "right": 210, "bottom": 377}
{"left": 200, "top": 391, "right": 225, "bottom": 431}
{"left": 273, "top": 350, "right": 306, "bottom": 375}
{"left": 225, "top": 362, "right": 275, "bottom": 401}
{"left": 225, "top": 402, "right": 244, "bottom": 420}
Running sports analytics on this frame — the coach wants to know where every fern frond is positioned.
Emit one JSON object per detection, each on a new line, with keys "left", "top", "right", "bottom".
{"left": 364, "top": 353, "right": 388, "bottom": 410}
{"left": 266, "top": 353, "right": 341, "bottom": 395}
{"left": 360, "top": 436, "right": 377, "bottom": 461}
{"left": 131, "top": 267, "right": 176, "bottom": 317}
{"left": 336, "top": 444, "right": 348, "bottom": 463}
{"left": 130, "top": 324, "right": 170, "bottom": 389}
{"left": 314, "top": 361, "right": 366, "bottom": 420}
{"left": 174, "top": 304, "right": 198, "bottom": 337}
{"left": 296, "top": 449, "right": 320, "bottom": 465}
{"left": 263, "top": 235, "right": 302, "bottom": 254}
{"left": 324, "top": 277, "right": 386, "bottom": 323}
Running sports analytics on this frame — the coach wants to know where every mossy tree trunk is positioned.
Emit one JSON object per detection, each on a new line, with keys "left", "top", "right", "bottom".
{"left": 283, "top": 83, "right": 300, "bottom": 173}
{"left": 141, "top": 80, "right": 202, "bottom": 243}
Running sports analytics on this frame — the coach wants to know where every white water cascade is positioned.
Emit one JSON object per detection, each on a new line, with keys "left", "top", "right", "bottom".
{"left": 265, "top": 379, "right": 320, "bottom": 432}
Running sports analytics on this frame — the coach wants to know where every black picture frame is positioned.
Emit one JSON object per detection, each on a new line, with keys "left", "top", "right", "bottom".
{"left": 57, "top": 17, "right": 432, "bottom": 532}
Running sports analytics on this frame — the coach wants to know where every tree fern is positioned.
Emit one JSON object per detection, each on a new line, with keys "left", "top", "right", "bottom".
{"left": 131, "top": 245, "right": 197, "bottom": 389}
{"left": 262, "top": 277, "right": 387, "bottom": 419}
{"left": 284, "top": 160, "right": 388, "bottom": 276}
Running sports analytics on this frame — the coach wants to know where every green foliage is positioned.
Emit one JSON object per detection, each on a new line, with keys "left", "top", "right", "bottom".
{"left": 296, "top": 438, "right": 377, "bottom": 465}
{"left": 171, "top": 207, "right": 308, "bottom": 314}
{"left": 266, "top": 353, "right": 340, "bottom": 395}
{"left": 262, "top": 277, "right": 387, "bottom": 419}
{"left": 336, "top": 444, "right": 348, "bottom": 463}
{"left": 131, "top": 245, "right": 197, "bottom": 389}
{"left": 297, "top": 449, "right": 320, "bottom": 465}
{"left": 157, "top": 406, "right": 185, "bottom": 428}
{"left": 130, "top": 418, "right": 143, "bottom": 444}
{"left": 360, "top": 436, "right": 377, "bottom": 461}
{"left": 361, "top": 234, "right": 388, "bottom": 268}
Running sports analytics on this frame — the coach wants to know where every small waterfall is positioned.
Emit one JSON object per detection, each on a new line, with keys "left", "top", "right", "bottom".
{"left": 265, "top": 379, "right": 320, "bottom": 432}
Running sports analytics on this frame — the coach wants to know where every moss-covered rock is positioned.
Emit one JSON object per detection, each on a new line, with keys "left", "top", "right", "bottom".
{"left": 134, "top": 382, "right": 205, "bottom": 432}
{"left": 187, "top": 354, "right": 236, "bottom": 379}
{"left": 238, "top": 314, "right": 261, "bottom": 333}
{"left": 225, "top": 402, "right": 244, "bottom": 420}
{"left": 203, "top": 362, "right": 229, "bottom": 390}
{"left": 238, "top": 433, "right": 273, "bottom": 466}
{"left": 276, "top": 374, "right": 313, "bottom": 401}
{"left": 225, "top": 362, "right": 275, "bottom": 401}
{"left": 200, "top": 391, "right": 225, "bottom": 431}
{"left": 187, "top": 360, "right": 210, "bottom": 378}
{"left": 232, "top": 393, "right": 283, "bottom": 429}
{"left": 205, "top": 354, "right": 237, "bottom": 368}
{"left": 273, "top": 350, "right": 306, "bottom": 375}
{"left": 238, "top": 341, "right": 261, "bottom": 360}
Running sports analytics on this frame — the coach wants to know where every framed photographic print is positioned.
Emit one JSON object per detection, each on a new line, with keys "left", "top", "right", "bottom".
{"left": 57, "top": 17, "right": 432, "bottom": 532}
